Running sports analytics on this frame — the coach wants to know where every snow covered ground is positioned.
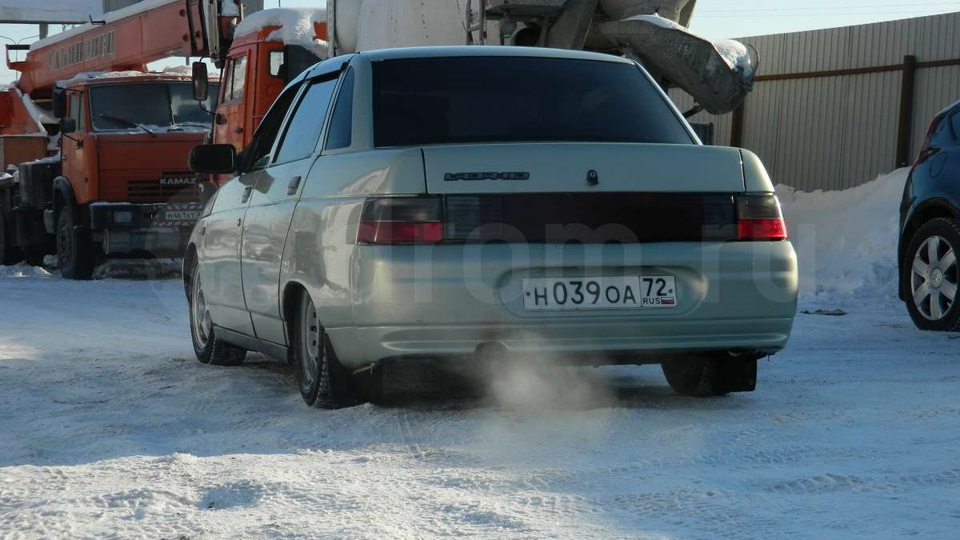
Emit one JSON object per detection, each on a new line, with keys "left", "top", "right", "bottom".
{"left": 2, "top": 170, "right": 959, "bottom": 539}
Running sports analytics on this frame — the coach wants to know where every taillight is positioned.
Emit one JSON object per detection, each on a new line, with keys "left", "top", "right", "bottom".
{"left": 736, "top": 194, "right": 788, "bottom": 241}
{"left": 357, "top": 197, "right": 444, "bottom": 245}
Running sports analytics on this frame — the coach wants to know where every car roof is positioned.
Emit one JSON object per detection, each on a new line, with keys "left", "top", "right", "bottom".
{"left": 936, "top": 98, "right": 960, "bottom": 118}
{"left": 356, "top": 46, "right": 635, "bottom": 65}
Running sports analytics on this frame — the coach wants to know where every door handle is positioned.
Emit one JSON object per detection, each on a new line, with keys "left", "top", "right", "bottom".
{"left": 241, "top": 185, "right": 253, "bottom": 204}
{"left": 287, "top": 176, "right": 302, "bottom": 195}
{"left": 215, "top": 114, "right": 227, "bottom": 125}
{"left": 237, "top": 217, "right": 242, "bottom": 227}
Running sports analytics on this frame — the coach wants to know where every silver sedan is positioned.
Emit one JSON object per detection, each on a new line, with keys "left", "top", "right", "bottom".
{"left": 185, "top": 47, "right": 798, "bottom": 408}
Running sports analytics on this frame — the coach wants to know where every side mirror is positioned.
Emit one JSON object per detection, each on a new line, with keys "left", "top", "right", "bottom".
{"left": 52, "top": 88, "right": 67, "bottom": 118}
{"left": 189, "top": 144, "right": 237, "bottom": 174}
{"left": 192, "top": 62, "right": 209, "bottom": 102}
{"left": 61, "top": 118, "right": 77, "bottom": 133}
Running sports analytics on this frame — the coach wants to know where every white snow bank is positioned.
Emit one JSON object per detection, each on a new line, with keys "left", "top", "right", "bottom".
{"left": 234, "top": 8, "right": 328, "bottom": 55}
{"left": 626, "top": 13, "right": 753, "bottom": 76}
{"left": 778, "top": 168, "right": 909, "bottom": 300}
{"left": 0, "top": 262, "right": 53, "bottom": 278}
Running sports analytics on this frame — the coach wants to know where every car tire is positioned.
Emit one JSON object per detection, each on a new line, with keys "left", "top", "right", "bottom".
{"left": 904, "top": 218, "right": 960, "bottom": 331}
{"left": 188, "top": 260, "right": 246, "bottom": 366}
{"left": 0, "top": 207, "right": 22, "bottom": 266}
{"left": 57, "top": 206, "right": 96, "bottom": 280}
{"left": 292, "top": 291, "right": 359, "bottom": 409}
{"left": 661, "top": 355, "right": 758, "bottom": 397}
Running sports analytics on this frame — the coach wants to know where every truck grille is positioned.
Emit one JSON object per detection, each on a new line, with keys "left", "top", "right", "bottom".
{"left": 127, "top": 176, "right": 200, "bottom": 203}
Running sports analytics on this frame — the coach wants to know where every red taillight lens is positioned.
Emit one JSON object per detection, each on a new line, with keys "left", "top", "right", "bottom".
{"left": 357, "top": 197, "right": 444, "bottom": 245}
{"left": 738, "top": 219, "right": 787, "bottom": 240}
{"left": 736, "top": 194, "right": 788, "bottom": 241}
{"left": 358, "top": 221, "right": 444, "bottom": 244}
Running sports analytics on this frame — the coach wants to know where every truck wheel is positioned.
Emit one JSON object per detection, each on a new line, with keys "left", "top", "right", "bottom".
{"left": 56, "top": 206, "right": 96, "bottom": 280}
{"left": 188, "top": 261, "right": 246, "bottom": 366}
{"left": 904, "top": 218, "right": 960, "bottom": 331}
{"left": 292, "top": 291, "right": 359, "bottom": 409}
{"left": 0, "top": 207, "right": 23, "bottom": 266}
{"left": 661, "top": 355, "right": 758, "bottom": 397}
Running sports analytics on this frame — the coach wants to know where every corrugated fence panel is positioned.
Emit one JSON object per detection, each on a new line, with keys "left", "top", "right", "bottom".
{"left": 838, "top": 71, "right": 903, "bottom": 188}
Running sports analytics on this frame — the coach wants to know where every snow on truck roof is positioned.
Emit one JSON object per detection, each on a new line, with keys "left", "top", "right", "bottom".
{"left": 56, "top": 68, "right": 218, "bottom": 88}
{"left": 234, "top": 8, "right": 327, "bottom": 43}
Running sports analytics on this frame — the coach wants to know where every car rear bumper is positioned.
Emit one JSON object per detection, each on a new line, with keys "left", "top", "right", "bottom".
{"left": 329, "top": 316, "right": 794, "bottom": 369}
{"left": 328, "top": 241, "right": 798, "bottom": 368}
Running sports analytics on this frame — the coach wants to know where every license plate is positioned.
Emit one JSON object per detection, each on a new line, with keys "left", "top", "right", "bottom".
{"left": 164, "top": 210, "right": 200, "bottom": 222}
{"left": 521, "top": 276, "right": 677, "bottom": 311}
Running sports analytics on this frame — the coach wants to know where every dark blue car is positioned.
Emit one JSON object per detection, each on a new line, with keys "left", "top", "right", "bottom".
{"left": 899, "top": 98, "right": 960, "bottom": 331}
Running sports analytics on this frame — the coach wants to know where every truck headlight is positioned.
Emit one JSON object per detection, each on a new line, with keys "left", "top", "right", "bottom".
{"left": 113, "top": 211, "right": 133, "bottom": 225}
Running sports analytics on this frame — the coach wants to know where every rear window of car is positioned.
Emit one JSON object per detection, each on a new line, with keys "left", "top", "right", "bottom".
{"left": 372, "top": 56, "right": 694, "bottom": 147}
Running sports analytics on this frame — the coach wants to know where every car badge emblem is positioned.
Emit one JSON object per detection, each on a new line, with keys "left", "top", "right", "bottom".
{"left": 587, "top": 169, "right": 600, "bottom": 186}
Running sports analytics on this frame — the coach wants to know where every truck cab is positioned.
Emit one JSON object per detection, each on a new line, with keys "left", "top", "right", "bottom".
{"left": 0, "top": 72, "right": 219, "bottom": 278}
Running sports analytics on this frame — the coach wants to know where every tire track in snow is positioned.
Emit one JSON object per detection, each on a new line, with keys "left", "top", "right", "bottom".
{"left": 765, "top": 469, "right": 960, "bottom": 495}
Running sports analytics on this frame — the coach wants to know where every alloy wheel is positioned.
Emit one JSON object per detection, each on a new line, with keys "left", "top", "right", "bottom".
{"left": 300, "top": 296, "right": 322, "bottom": 387}
{"left": 191, "top": 272, "right": 212, "bottom": 348}
{"left": 911, "top": 234, "right": 958, "bottom": 321}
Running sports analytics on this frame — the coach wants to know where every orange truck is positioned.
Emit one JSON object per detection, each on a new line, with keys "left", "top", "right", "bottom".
{"left": 0, "top": 0, "right": 328, "bottom": 279}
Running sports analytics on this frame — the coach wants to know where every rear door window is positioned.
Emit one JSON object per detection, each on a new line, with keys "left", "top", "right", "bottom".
{"left": 273, "top": 77, "right": 338, "bottom": 164}
{"left": 373, "top": 56, "right": 693, "bottom": 147}
{"left": 325, "top": 68, "right": 355, "bottom": 151}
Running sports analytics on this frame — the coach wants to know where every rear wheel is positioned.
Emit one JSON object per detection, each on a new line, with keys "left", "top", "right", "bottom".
{"left": 904, "top": 218, "right": 960, "bottom": 331}
{"left": 188, "top": 261, "right": 246, "bottom": 366}
{"left": 56, "top": 206, "right": 96, "bottom": 280}
{"left": 292, "top": 291, "right": 359, "bottom": 409}
{"left": 0, "top": 207, "right": 22, "bottom": 266}
{"left": 661, "top": 355, "right": 758, "bottom": 397}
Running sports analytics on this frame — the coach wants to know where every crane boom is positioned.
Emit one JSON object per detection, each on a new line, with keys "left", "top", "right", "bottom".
{"left": 6, "top": 0, "right": 236, "bottom": 96}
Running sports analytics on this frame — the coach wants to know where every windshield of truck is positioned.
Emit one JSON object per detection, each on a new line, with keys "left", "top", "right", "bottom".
{"left": 89, "top": 82, "right": 220, "bottom": 132}
{"left": 373, "top": 56, "right": 694, "bottom": 147}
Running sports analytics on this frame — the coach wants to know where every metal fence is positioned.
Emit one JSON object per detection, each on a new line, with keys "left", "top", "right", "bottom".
{"left": 670, "top": 11, "right": 960, "bottom": 192}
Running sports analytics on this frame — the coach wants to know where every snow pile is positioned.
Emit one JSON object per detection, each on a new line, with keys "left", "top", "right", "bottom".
{"left": 234, "top": 8, "right": 328, "bottom": 59}
{"left": 626, "top": 13, "right": 753, "bottom": 76}
{"left": 777, "top": 168, "right": 910, "bottom": 300}
{"left": 0, "top": 262, "right": 53, "bottom": 278}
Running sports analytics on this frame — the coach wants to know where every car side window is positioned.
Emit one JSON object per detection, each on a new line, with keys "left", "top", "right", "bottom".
{"left": 325, "top": 68, "right": 355, "bottom": 151}
{"left": 273, "top": 77, "right": 339, "bottom": 165}
{"left": 243, "top": 83, "right": 302, "bottom": 172}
